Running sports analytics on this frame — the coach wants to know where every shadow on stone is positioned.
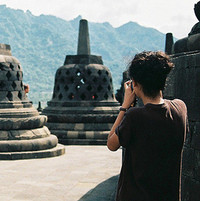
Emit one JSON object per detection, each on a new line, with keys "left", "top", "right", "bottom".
{"left": 78, "top": 175, "right": 119, "bottom": 201}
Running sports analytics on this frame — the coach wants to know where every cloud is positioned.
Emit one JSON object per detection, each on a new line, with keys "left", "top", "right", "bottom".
{"left": 159, "top": 14, "right": 197, "bottom": 38}
{"left": 54, "top": 0, "right": 140, "bottom": 27}
{"left": 0, "top": 0, "right": 198, "bottom": 38}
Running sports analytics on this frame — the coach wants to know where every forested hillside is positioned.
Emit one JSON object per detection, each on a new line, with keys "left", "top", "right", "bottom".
{"left": 0, "top": 4, "right": 167, "bottom": 105}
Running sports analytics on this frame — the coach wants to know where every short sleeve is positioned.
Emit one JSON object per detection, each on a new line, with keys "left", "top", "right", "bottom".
{"left": 115, "top": 109, "right": 134, "bottom": 148}
{"left": 172, "top": 99, "right": 189, "bottom": 135}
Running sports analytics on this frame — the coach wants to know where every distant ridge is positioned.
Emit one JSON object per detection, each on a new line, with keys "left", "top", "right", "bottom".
{"left": 0, "top": 5, "right": 166, "bottom": 104}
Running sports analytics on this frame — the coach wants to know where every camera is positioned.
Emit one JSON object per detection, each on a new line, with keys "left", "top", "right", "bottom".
{"left": 131, "top": 81, "right": 133, "bottom": 91}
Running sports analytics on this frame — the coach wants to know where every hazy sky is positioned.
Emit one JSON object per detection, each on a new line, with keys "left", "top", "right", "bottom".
{"left": 0, "top": 0, "right": 199, "bottom": 38}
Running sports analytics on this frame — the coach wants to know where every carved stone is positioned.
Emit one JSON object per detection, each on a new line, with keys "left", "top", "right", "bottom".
{"left": 164, "top": 51, "right": 200, "bottom": 201}
{"left": 43, "top": 19, "right": 120, "bottom": 145}
{"left": 165, "top": 33, "right": 174, "bottom": 55}
{"left": 0, "top": 44, "right": 65, "bottom": 160}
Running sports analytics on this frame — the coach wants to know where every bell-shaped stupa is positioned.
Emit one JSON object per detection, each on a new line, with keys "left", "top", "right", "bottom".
{"left": 43, "top": 19, "right": 120, "bottom": 145}
{"left": 163, "top": 2, "right": 200, "bottom": 200}
{"left": 0, "top": 44, "right": 65, "bottom": 159}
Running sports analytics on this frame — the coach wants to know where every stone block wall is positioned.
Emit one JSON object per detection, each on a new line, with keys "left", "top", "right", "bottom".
{"left": 164, "top": 51, "right": 200, "bottom": 201}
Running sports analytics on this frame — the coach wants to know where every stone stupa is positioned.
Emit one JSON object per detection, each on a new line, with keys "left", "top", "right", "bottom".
{"left": 0, "top": 44, "right": 65, "bottom": 160}
{"left": 163, "top": 2, "right": 200, "bottom": 200}
{"left": 43, "top": 19, "right": 120, "bottom": 145}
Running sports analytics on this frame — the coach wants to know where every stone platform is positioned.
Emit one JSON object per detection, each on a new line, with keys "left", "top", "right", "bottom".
{"left": 0, "top": 146, "right": 121, "bottom": 201}
{"left": 44, "top": 102, "right": 119, "bottom": 145}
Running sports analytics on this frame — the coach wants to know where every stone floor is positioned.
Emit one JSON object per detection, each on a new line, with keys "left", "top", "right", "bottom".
{"left": 0, "top": 146, "right": 122, "bottom": 201}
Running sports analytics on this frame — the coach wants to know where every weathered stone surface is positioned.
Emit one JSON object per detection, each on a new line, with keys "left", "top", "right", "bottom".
{"left": 43, "top": 19, "right": 119, "bottom": 145}
{"left": 0, "top": 135, "right": 58, "bottom": 152}
{"left": 188, "top": 33, "right": 200, "bottom": 51}
{"left": 0, "top": 43, "right": 65, "bottom": 159}
{"left": 182, "top": 147, "right": 195, "bottom": 178}
{"left": 51, "top": 64, "right": 114, "bottom": 102}
{"left": 47, "top": 113, "right": 118, "bottom": 123}
{"left": 8, "top": 126, "right": 50, "bottom": 140}
{"left": 77, "top": 19, "right": 90, "bottom": 55}
{"left": 165, "top": 51, "right": 200, "bottom": 201}
{"left": 64, "top": 55, "right": 103, "bottom": 65}
{"left": 181, "top": 176, "right": 200, "bottom": 201}
{"left": 173, "top": 37, "right": 188, "bottom": 54}
{"left": 0, "top": 143, "right": 65, "bottom": 160}
{"left": 0, "top": 115, "right": 47, "bottom": 130}
{"left": 47, "top": 122, "right": 113, "bottom": 131}
{"left": 165, "top": 33, "right": 174, "bottom": 55}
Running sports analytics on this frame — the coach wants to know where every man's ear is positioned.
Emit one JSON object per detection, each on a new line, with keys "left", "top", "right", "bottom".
{"left": 132, "top": 79, "right": 137, "bottom": 87}
{"left": 132, "top": 79, "right": 143, "bottom": 91}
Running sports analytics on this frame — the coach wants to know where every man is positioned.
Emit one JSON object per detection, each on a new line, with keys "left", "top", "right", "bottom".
{"left": 107, "top": 51, "right": 188, "bottom": 201}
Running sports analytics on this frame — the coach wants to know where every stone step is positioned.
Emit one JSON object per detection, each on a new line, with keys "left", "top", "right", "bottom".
{"left": 0, "top": 107, "right": 38, "bottom": 117}
{"left": 59, "top": 138, "right": 107, "bottom": 145}
{"left": 46, "top": 122, "right": 112, "bottom": 131}
{"left": 47, "top": 113, "right": 117, "bottom": 123}
{"left": 0, "top": 115, "right": 47, "bottom": 130}
{"left": 0, "top": 126, "right": 50, "bottom": 140}
{"left": 0, "top": 143, "right": 65, "bottom": 160}
{"left": 46, "top": 100, "right": 120, "bottom": 107}
{"left": 0, "top": 134, "right": 58, "bottom": 152}
{"left": 43, "top": 106, "right": 119, "bottom": 114}
{"left": 51, "top": 130, "right": 109, "bottom": 140}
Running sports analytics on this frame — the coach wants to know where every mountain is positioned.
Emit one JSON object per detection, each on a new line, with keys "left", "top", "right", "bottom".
{"left": 0, "top": 5, "right": 167, "bottom": 105}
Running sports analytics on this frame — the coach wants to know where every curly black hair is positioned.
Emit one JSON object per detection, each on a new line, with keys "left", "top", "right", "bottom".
{"left": 128, "top": 51, "right": 174, "bottom": 98}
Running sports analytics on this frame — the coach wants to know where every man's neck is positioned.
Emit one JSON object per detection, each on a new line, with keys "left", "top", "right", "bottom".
{"left": 141, "top": 91, "right": 164, "bottom": 105}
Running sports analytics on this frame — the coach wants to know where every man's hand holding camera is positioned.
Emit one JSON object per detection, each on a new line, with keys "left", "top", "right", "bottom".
{"left": 122, "top": 80, "right": 136, "bottom": 109}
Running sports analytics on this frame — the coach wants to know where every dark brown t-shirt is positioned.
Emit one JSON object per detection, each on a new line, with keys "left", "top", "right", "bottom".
{"left": 115, "top": 99, "right": 188, "bottom": 201}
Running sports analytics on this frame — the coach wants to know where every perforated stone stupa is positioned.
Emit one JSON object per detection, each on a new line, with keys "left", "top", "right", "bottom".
{"left": 0, "top": 44, "right": 65, "bottom": 160}
{"left": 43, "top": 19, "right": 120, "bottom": 145}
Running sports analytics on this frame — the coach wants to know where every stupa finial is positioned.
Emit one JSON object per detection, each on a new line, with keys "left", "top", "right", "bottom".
{"left": 77, "top": 19, "right": 91, "bottom": 55}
